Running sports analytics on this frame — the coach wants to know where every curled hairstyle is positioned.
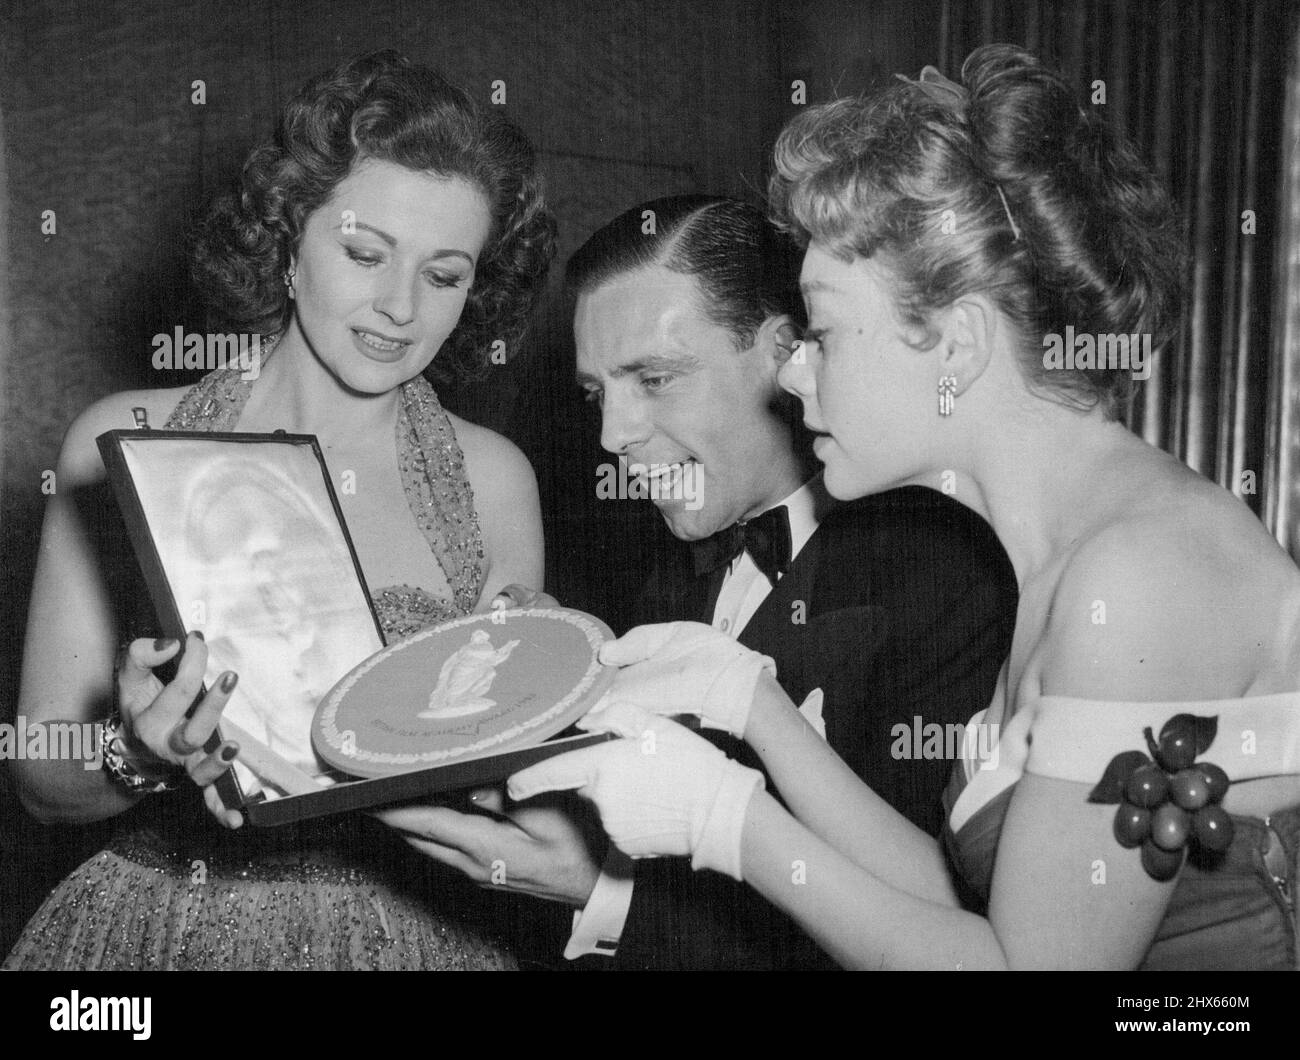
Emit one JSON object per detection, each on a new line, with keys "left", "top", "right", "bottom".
{"left": 192, "top": 50, "right": 556, "bottom": 374}
{"left": 769, "top": 44, "right": 1186, "bottom": 419}
{"left": 565, "top": 195, "right": 805, "bottom": 347}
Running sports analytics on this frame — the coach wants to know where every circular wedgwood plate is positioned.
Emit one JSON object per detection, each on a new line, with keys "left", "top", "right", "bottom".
{"left": 312, "top": 607, "right": 615, "bottom": 778}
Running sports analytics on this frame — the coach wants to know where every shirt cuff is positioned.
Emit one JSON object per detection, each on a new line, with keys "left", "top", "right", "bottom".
{"left": 563, "top": 847, "right": 635, "bottom": 959}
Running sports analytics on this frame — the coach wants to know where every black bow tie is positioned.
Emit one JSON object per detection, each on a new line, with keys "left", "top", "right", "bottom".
{"left": 690, "top": 505, "right": 793, "bottom": 586}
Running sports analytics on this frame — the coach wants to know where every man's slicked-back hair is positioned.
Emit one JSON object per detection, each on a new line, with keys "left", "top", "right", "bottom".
{"left": 565, "top": 195, "right": 805, "bottom": 346}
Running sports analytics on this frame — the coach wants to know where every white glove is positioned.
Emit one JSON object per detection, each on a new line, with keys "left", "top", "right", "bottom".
{"left": 508, "top": 702, "right": 764, "bottom": 881}
{"left": 592, "top": 622, "right": 776, "bottom": 739}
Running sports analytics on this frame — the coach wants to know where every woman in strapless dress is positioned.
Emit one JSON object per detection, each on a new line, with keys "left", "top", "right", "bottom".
{"left": 6, "top": 50, "right": 556, "bottom": 970}
{"left": 511, "top": 44, "right": 1300, "bottom": 969}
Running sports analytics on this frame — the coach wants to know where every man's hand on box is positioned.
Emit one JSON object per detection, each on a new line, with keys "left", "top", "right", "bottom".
{"left": 374, "top": 789, "right": 605, "bottom": 907}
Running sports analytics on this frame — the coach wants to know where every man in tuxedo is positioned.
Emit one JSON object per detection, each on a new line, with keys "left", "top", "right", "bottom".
{"left": 379, "top": 195, "right": 1017, "bottom": 969}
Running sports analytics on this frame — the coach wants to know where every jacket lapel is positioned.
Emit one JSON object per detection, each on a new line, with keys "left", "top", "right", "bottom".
{"left": 736, "top": 520, "right": 822, "bottom": 656}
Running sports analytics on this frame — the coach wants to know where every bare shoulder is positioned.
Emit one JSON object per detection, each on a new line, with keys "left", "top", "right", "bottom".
{"left": 1039, "top": 466, "right": 1300, "bottom": 700}
{"left": 446, "top": 411, "right": 538, "bottom": 498}
{"left": 444, "top": 412, "right": 542, "bottom": 589}
{"left": 57, "top": 385, "right": 194, "bottom": 484}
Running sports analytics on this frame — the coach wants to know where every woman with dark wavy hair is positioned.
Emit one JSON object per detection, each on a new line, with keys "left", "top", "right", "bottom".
{"left": 8, "top": 51, "right": 556, "bottom": 969}
{"left": 512, "top": 44, "right": 1300, "bottom": 969}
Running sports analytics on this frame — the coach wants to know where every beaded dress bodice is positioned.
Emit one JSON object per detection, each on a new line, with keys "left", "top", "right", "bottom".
{"left": 162, "top": 358, "right": 486, "bottom": 638}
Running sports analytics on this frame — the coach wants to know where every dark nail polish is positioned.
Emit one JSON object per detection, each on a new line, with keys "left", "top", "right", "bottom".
{"left": 154, "top": 637, "right": 176, "bottom": 651}
{"left": 220, "top": 672, "right": 238, "bottom": 693}
{"left": 221, "top": 745, "right": 238, "bottom": 761}
{"left": 192, "top": 630, "right": 205, "bottom": 641}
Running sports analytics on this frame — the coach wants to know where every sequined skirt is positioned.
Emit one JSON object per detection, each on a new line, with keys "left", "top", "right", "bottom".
{"left": 3, "top": 825, "right": 518, "bottom": 971}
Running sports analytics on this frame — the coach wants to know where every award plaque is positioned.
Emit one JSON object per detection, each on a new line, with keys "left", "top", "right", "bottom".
{"left": 97, "top": 429, "right": 613, "bottom": 826}
{"left": 314, "top": 608, "right": 615, "bottom": 777}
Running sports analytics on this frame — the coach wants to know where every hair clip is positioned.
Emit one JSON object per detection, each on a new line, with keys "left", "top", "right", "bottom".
{"left": 995, "top": 185, "right": 1022, "bottom": 243}
{"left": 894, "top": 65, "right": 969, "bottom": 111}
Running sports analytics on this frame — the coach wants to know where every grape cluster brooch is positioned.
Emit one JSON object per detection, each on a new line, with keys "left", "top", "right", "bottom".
{"left": 1088, "top": 714, "right": 1232, "bottom": 881}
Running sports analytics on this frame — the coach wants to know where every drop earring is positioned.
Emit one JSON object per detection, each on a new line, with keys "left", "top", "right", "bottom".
{"left": 938, "top": 375, "right": 957, "bottom": 416}
{"left": 284, "top": 268, "right": 296, "bottom": 299}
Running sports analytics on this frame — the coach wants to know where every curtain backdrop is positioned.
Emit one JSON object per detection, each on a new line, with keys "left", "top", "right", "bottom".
{"left": 1268, "top": 17, "right": 1300, "bottom": 559}
{"left": 938, "top": 0, "right": 1300, "bottom": 558}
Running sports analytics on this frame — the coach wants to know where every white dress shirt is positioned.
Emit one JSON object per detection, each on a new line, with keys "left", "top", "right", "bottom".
{"left": 564, "top": 479, "right": 826, "bottom": 959}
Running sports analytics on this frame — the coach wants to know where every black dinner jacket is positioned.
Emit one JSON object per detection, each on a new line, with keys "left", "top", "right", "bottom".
{"left": 610, "top": 484, "right": 1018, "bottom": 970}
